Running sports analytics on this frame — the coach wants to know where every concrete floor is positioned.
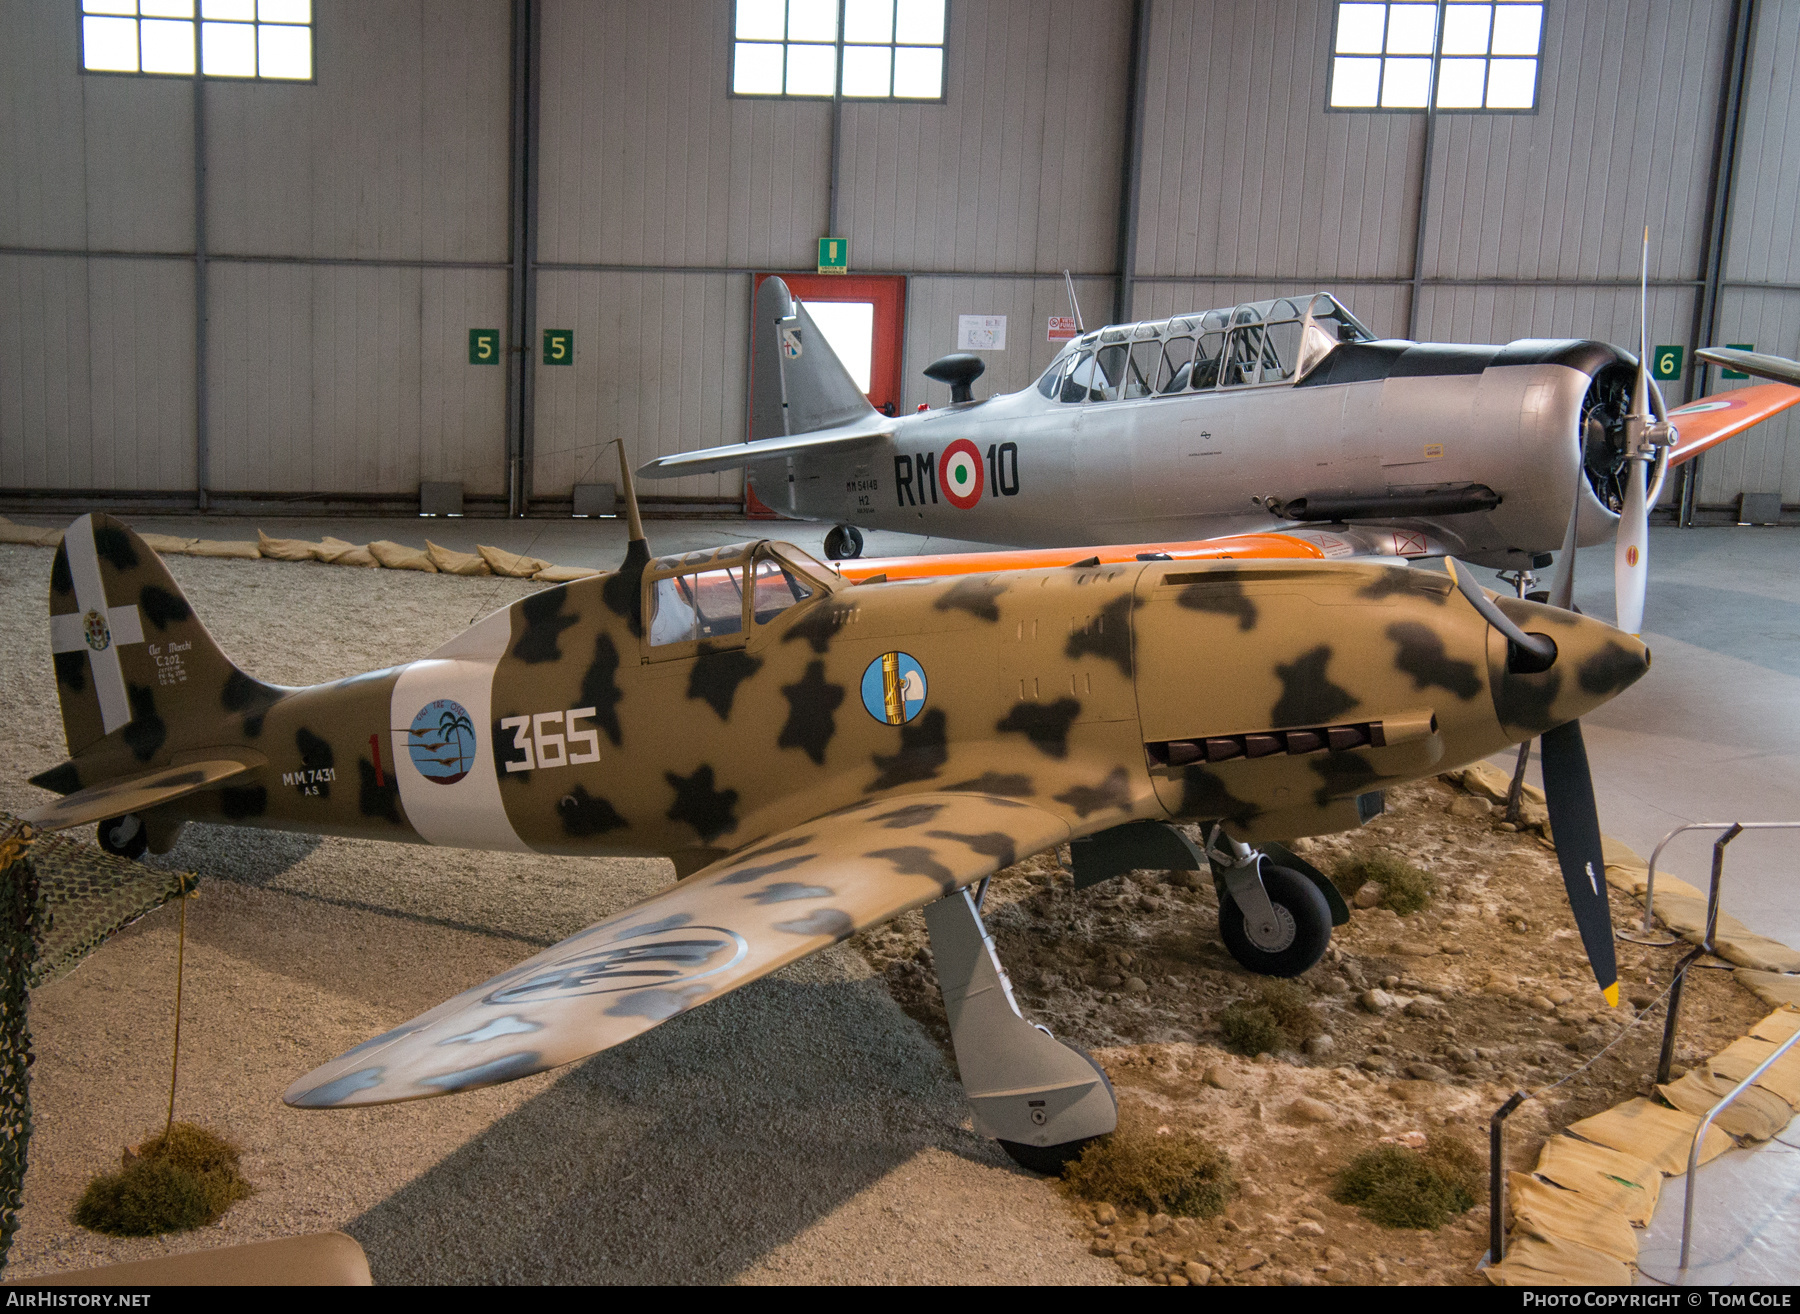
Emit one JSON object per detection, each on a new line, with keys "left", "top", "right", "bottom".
{"left": 7, "top": 506, "right": 1798, "bottom": 1282}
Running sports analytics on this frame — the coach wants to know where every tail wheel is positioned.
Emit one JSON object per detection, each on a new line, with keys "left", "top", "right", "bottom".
{"left": 822, "top": 524, "right": 865, "bottom": 560}
{"left": 99, "top": 813, "right": 149, "bottom": 861}
{"left": 997, "top": 1049, "right": 1115, "bottom": 1176}
{"left": 1218, "top": 864, "right": 1331, "bottom": 977}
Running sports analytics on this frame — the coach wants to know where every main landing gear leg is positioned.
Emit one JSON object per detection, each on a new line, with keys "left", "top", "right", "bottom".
{"left": 923, "top": 886, "right": 1117, "bottom": 1174}
{"left": 822, "top": 523, "right": 864, "bottom": 560}
{"left": 1206, "top": 825, "right": 1333, "bottom": 978}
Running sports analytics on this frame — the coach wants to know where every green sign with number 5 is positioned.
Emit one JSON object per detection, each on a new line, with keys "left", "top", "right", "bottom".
{"left": 469, "top": 329, "right": 499, "bottom": 365}
{"left": 543, "top": 329, "right": 573, "bottom": 366}
{"left": 1651, "top": 344, "right": 1683, "bottom": 381}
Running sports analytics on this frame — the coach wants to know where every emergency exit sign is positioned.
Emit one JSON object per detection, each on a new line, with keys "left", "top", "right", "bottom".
{"left": 817, "top": 237, "right": 848, "bottom": 274}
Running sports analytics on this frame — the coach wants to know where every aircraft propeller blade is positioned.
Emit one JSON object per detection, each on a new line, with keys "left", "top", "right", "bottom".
{"left": 1537, "top": 719, "right": 1622, "bottom": 1006}
{"left": 1614, "top": 227, "right": 1656, "bottom": 636}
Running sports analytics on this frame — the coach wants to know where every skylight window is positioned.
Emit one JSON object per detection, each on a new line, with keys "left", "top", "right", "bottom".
{"left": 1328, "top": 2, "right": 1542, "bottom": 111}
{"left": 732, "top": 0, "right": 947, "bottom": 100}
{"left": 81, "top": 0, "right": 313, "bottom": 81}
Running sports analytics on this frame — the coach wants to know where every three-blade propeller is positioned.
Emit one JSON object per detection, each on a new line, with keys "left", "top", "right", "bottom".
{"left": 1446, "top": 558, "right": 1622, "bottom": 1007}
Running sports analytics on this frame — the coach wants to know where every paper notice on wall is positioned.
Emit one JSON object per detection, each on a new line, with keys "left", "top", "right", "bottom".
{"left": 1047, "top": 316, "right": 1079, "bottom": 340}
{"left": 957, "top": 315, "right": 1007, "bottom": 350}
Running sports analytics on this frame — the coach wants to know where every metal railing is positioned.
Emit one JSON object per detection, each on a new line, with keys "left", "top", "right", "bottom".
{"left": 1634, "top": 821, "right": 1800, "bottom": 936}
{"left": 1640, "top": 1025, "right": 1800, "bottom": 1284}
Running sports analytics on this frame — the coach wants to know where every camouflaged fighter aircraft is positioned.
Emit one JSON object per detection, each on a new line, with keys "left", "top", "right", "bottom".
{"left": 639, "top": 272, "right": 1800, "bottom": 636}
{"left": 23, "top": 478, "right": 1649, "bottom": 1169}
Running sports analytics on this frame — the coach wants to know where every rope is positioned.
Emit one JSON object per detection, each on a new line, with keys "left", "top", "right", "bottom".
{"left": 164, "top": 889, "right": 188, "bottom": 1144}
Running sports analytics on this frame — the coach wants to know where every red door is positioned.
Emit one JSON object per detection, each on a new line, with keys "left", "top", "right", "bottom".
{"left": 748, "top": 273, "right": 906, "bottom": 516}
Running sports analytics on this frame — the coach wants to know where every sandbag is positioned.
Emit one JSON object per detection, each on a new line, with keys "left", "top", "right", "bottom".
{"left": 139, "top": 533, "right": 200, "bottom": 554}
{"left": 477, "top": 544, "right": 550, "bottom": 578}
{"left": 368, "top": 539, "right": 437, "bottom": 572}
{"left": 187, "top": 539, "right": 261, "bottom": 560}
{"left": 1532, "top": 1134, "right": 1660, "bottom": 1227}
{"left": 1507, "top": 1171, "right": 1638, "bottom": 1264}
{"left": 256, "top": 529, "right": 325, "bottom": 561}
{"left": 1707, "top": 1035, "right": 1800, "bottom": 1104}
{"left": 1451, "top": 759, "right": 1544, "bottom": 807}
{"left": 1736, "top": 970, "right": 1800, "bottom": 1011}
{"left": 316, "top": 537, "right": 379, "bottom": 568}
{"left": 1750, "top": 1007, "right": 1800, "bottom": 1044}
{"left": 1484, "top": 1231, "right": 1630, "bottom": 1287}
{"left": 0, "top": 518, "right": 63, "bottom": 546}
{"left": 533, "top": 564, "right": 601, "bottom": 583}
{"left": 1658, "top": 1068, "right": 1793, "bottom": 1142}
{"left": 425, "top": 540, "right": 491, "bottom": 576}
{"left": 1567, "top": 1097, "right": 1732, "bottom": 1175}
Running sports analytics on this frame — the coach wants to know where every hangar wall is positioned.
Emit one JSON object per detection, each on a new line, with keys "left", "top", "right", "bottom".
{"left": 1, "top": 0, "right": 1796, "bottom": 515}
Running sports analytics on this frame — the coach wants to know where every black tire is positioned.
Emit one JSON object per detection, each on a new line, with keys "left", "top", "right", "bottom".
{"left": 997, "top": 1048, "right": 1116, "bottom": 1176}
{"left": 98, "top": 813, "right": 149, "bottom": 861}
{"left": 1218, "top": 863, "right": 1331, "bottom": 977}
{"left": 822, "top": 523, "right": 864, "bottom": 560}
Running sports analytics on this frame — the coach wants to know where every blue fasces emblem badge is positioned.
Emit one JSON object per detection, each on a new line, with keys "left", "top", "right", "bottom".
{"left": 860, "top": 651, "right": 928, "bottom": 725}
{"left": 409, "top": 698, "right": 477, "bottom": 785}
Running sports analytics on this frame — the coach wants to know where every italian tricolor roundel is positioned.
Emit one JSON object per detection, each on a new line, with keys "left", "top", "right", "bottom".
{"left": 940, "top": 439, "right": 984, "bottom": 509}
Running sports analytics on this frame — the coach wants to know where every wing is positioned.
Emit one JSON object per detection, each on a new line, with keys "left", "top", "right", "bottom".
{"left": 284, "top": 792, "right": 1069, "bottom": 1108}
{"left": 636, "top": 424, "right": 889, "bottom": 479}
{"left": 23, "top": 753, "right": 266, "bottom": 830}
{"left": 1695, "top": 346, "right": 1800, "bottom": 388}
{"left": 1665, "top": 382, "right": 1800, "bottom": 465}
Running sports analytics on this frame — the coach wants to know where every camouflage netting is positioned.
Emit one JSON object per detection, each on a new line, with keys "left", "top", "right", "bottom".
{"left": 0, "top": 815, "right": 195, "bottom": 989}
{"left": 0, "top": 821, "right": 46, "bottom": 1271}
{"left": 0, "top": 816, "right": 192, "bottom": 1272}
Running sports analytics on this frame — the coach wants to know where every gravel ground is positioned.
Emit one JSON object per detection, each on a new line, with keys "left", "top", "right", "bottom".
{"left": 0, "top": 540, "right": 1117, "bottom": 1285}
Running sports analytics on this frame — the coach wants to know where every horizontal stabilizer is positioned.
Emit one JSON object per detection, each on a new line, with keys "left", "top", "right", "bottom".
{"left": 285, "top": 791, "right": 1070, "bottom": 1108}
{"left": 1665, "top": 381, "right": 1800, "bottom": 465}
{"left": 637, "top": 425, "right": 890, "bottom": 479}
{"left": 23, "top": 753, "right": 266, "bottom": 831}
{"left": 1697, "top": 346, "right": 1800, "bottom": 388}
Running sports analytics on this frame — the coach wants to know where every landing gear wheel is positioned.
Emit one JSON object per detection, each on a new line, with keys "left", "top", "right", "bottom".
{"left": 98, "top": 813, "right": 148, "bottom": 861}
{"left": 996, "top": 1049, "right": 1116, "bottom": 1176}
{"left": 1218, "top": 864, "right": 1331, "bottom": 977}
{"left": 822, "top": 523, "right": 865, "bottom": 560}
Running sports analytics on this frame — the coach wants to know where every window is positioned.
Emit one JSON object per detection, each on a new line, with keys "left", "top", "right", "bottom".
{"left": 649, "top": 567, "right": 745, "bottom": 646}
{"left": 750, "top": 553, "right": 815, "bottom": 625}
{"left": 81, "top": 0, "right": 312, "bottom": 80}
{"left": 1328, "top": 2, "right": 1542, "bottom": 111}
{"left": 732, "top": 0, "right": 947, "bottom": 100}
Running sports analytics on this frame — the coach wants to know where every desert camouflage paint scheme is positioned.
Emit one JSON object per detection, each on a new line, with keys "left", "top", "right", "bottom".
{"left": 27, "top": 514, "right": 1649, "bottom": 1108}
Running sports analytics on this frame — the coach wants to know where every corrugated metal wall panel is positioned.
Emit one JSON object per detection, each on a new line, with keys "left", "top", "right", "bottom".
{"left": 0, "top": 2, "right": 193, "bottom": 252}
{"left": 537, "top": 0, "right": 831, "bottom": 271}
{"left": 1724, "top": 0, "right": 1800, "bottom": 285}
{"left": 1136, "top": 1, "right": 1425, "bottom": 281}
{"left": 207, "top": 0, "right": 509, "bottom": 261}
{"left": 901, "top": 276, "right": 1117, "bottom": 410}
{"left": 838, "top": 0, "right": 1130, "bottom": 275}
{"left": 1698, "top": 288, "right": 1800, "bottom": 505}
{"left": 1425, "top": 0, "right": 1730, "bottom": 285}
{"left": 0, "top": 254, "right": 194, "bottom": 490}
{"left": 530, "top": 270, "right": 748, "bottom": 501}
{"left": 208, "top": 263, "right": 505, "bottom": 494}
{"left": 1414, "top": 285, "right": 1697, "bottom": 352}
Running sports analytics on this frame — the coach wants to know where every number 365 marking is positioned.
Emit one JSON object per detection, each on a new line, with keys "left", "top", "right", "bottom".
{"left": 501, "top": 707, "right": 600, "bottom": 772}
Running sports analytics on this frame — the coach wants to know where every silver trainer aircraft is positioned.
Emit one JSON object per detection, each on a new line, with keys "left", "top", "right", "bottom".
{"left": 640, "top": 277, "right": 1798, "bottom": 621}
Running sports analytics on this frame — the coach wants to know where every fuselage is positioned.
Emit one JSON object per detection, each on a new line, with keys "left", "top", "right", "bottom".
{"left": 149, "top": 542, "right": 1647, "bottom": 858}
{"left": 738, "top": 295, "right": 1641, "bottom": 565}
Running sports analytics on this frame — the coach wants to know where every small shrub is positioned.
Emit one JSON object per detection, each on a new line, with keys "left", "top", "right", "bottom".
{"left": 1329, "top": 1137, "right": 1481, "bottom": 1229}
{"left": 1331, "top": 849, "right": 1437, "bottom": 914}
{"left": 1062, "top": 1115, "right": 1236, "bottom": 1219}
{"left": 1218, "top": 1002, "right": 1282, "bottom": 1056}
{"left": 73, "top": 1123, "right": 253, "bottom": 1237}
{"left": 1256, "top": 978, "right": 1322, "bottom": 1046}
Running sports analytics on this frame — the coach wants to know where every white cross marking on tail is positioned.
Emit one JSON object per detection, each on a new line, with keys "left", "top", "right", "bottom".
{"left": 50, "top": 516, "right": 145, "bottom": 735}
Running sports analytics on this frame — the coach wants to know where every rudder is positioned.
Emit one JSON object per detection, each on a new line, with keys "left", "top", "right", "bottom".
{"left": 44, "top": 513, "right": 282, "bottom": 770}
{"left": 750, "top": 275, "right": 879, "bottom": 442}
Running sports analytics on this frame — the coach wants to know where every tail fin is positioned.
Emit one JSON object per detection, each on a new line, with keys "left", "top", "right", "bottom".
{"left": 40, "top": 513, "right": 282, "bottom": 773}
{"left": 750, "top": 275, "right": 879, "bottom": 442}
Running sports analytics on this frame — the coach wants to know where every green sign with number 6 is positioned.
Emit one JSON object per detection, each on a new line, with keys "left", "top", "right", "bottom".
{"left": 543, "top": 329, "right": 573, "bottom": 366}
{"left": 1651, "top": 344, "right": 1683, "bottom": 381}
{"left": 469, "top": 329, "right": 499, "bottom": 365}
